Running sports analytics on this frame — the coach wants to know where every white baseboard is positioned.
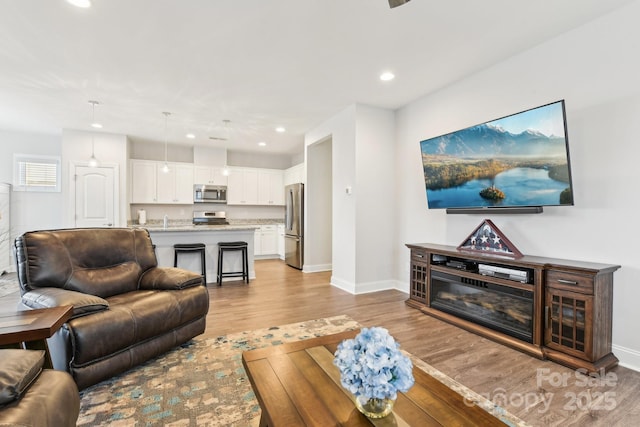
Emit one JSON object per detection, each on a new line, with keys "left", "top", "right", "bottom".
{"left": 329, "top": 278, "right": 408, "bottom": 295}
{"left": 395, "top": 280, "right": 410, "bottom": 294}
{"left": 330, "top": 276, "right": 355, "bottom": 293}
{"left": 613, "top": 344, "right": 640, "bottom": 372}
{"left": 352, "top": 279, "right": 398, "bottom": 294}
{"left": 303, "top": 263, "right": 332, "bottom": 273}
{"left": 254, "top": 254, "right": 280, "bottom": 260}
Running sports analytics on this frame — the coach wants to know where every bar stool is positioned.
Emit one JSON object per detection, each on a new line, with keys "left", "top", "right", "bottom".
{"left": 217, "top": 241, "right": 249, "bottom": 286}
{"left": 174, "top": 243, "right": 207, "bottom": 284}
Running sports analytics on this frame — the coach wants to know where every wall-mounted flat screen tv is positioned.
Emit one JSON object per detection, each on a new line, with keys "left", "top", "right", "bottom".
{"left": 419, "top": 100, "right": 573, "bottom": 214}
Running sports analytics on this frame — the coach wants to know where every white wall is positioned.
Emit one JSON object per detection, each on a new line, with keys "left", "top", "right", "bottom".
{"left": 393, "top": 0, "right": 640, "bottom": 369}
{"left": 306, "top": 106, "right": 357, "bottom": 287}
{"left": 290, "top": 152, "right": 305, "bottom": 166}
{"left": 227, "top": 150, "right": 292, "bottom": 169}
{"left": 354, "top": 105, "right": 396, "bottom": 292}
{"left": 193, "top": 146, "right": 226, "bottom": 166}
{"left": 0, "top": 183, "right": 12, "bottom": 271}
{"left": 130, "top": 139, "right": 193, "bottom": 163}
{"left": 305, "top": 104, "right": 396, "bottom": 293}
{"left": 0, "top": 130, "right": 64, "bottom": 247}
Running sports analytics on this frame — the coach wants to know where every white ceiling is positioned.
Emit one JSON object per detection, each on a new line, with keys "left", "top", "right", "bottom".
{"left": 0, "top": 0, "right": 633, "bottom": 157}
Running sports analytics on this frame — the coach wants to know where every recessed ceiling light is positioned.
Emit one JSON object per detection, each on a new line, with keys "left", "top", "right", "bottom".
{"left": 91, "top": 122, "right": 103, "bottom": 129}
{"left": 258, "top": 142, "right": 267, "bottom": 147}
{"left": 186, "top": 133, "right": 195, "bottom": 139}
{"left": 380, "top": 71, "right": 395, "bottom": 81}
{"left": 275, "top": 126, "right": 286, "bottom": 133}
{"left": 67, "top": 0, "right": 91, "bottom": 8}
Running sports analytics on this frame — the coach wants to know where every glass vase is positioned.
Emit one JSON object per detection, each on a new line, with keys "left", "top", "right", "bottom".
{"left": 355, "top": 397, "right": 395, "bottom": 418}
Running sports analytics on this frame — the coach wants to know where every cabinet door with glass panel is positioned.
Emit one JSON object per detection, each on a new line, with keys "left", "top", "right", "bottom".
{"left": 545, "top": 287, "right": 593, "bottom": 361}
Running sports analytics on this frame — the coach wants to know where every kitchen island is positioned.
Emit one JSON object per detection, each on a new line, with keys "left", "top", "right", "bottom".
{"left": 139, "top": 224, "right": 259, "bottom": 284}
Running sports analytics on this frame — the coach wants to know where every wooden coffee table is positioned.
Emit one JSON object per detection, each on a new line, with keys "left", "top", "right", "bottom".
{"left": 0, "top": 305, "right": 73, "bottom": 368}
{"left": 242, "top": 329, "right": 507, "bottom": 426}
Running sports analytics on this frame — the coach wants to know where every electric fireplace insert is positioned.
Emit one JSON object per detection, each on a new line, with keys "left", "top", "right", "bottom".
{"left": 430, "top": 270, "right": 534, "bottom": 343}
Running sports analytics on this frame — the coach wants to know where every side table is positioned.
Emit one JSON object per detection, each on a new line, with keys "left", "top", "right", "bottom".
{"left": 0, "top": 305, "right": 73, "bottom": 368}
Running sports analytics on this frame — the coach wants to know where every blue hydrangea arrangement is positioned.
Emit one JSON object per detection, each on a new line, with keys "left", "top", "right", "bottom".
{"left": 333, "top": 327, "right": 415, "bottom": 403}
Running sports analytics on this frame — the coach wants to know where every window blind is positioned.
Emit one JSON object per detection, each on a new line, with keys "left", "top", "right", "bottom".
{"left": 13, "top": 154, "right": 61, "bottom": 192}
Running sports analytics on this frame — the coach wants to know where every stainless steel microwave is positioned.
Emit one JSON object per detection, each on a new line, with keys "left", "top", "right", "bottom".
{"left": 194, "top": 184, "right": 227, "bottom": 204}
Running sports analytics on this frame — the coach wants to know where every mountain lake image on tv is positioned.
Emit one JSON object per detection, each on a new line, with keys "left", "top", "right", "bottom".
{"left": 420, "top": 100, "right": 574, "bottom": 211}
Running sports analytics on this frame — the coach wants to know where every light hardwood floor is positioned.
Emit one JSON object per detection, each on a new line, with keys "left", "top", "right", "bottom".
{"left": 2, "top": 260, "right": 638, "bottom": 426}
{"left": 207, "top": 260, "right": 640, "bottom": 427}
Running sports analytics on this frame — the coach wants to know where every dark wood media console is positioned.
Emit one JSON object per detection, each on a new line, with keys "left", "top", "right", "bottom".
{"left": 406, "top": 243, "right": 620, "bottom": 372}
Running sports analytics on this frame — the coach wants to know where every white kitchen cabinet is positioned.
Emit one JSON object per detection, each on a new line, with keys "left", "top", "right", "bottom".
{"left": 130, "top": 160, "right": 193, "bottom": 204}
{"left": 254, "top": 225, "right": 279, "bottom": 257}
{"left": 260, "top": 225, "right": 278, "bottom": 255}
{"left": 284, "top": 163, "right": 304, "bottom": 186}
{"left": 130, "top": 160, "right": 157, "bottom": 203}
{"left": 155, "top": 165, "right": 173, "bottom": 203}
{"left": 194, "top": 166, "right": 228, "bottom": 186}
{"left": 258, "top": 169, "right": 284, "bottom": 205}
{"left": 277, "top": 224, "right": 285, "bottom": 260}
{"left": 175, "top": 164, "right": 194, "bottom": 202}
{"left": 227, "top": 168, "right": 259, "bottom": 205}
{"left": 254, "top": 227, "right": 262, "bottom": 256}
{"left": 157, "top": 163, "right": 193, "bottom": 203}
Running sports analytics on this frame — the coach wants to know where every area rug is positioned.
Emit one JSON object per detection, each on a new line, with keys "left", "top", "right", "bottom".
{"left": 78, "top": 315, "right": 528, "bottom": 427}
{"left": 77, "top": 315, "right": 360, "bottom": 426}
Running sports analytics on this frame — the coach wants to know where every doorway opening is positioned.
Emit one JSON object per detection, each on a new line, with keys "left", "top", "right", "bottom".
{"left": 306, "top": 137, "right": 332, "bottom": 272}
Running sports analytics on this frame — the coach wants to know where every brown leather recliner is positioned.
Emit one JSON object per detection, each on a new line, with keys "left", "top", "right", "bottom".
{"left": 14, "top": 227, "right": 209, "bottom": 390}
{"left": 0, "top": 349, "right": 79, "bottom": 427}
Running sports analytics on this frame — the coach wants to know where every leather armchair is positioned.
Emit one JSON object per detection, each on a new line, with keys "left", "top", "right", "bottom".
{"left": 0, "top": 349, "right": 79, "bottom": 427}
{"left": 14, "top": 227, "right": 209, "bottom": 390}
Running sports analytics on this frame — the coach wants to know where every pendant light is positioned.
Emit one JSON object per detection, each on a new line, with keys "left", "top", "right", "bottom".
{"left": 88, "top": 136, "right": 99, "bottom": 167}
{"left": 88, "top": 101, "right": 100, "bottom": 167}
{"left": 162, "top": 112, "right": 171, "bottom": 173}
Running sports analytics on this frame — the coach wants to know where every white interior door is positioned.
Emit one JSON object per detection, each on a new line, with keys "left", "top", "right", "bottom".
{"left": 75, "top": 165, "right": 115, "bottom": 227}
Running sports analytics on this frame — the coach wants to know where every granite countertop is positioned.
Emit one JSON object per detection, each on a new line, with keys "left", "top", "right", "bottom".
{"left": 134, "top": 224, "right": 259, "bottom": 232}
{"left": 230, "top": 219, "right": 284, "bottom": 225}
{"left": 130, "top": 218, "right": 283, "bottom": 232}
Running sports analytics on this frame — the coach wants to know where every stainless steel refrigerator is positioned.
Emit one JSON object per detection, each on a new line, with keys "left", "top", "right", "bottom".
{"left": 284, "top": 183, "right": 304, "bottom": 269}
